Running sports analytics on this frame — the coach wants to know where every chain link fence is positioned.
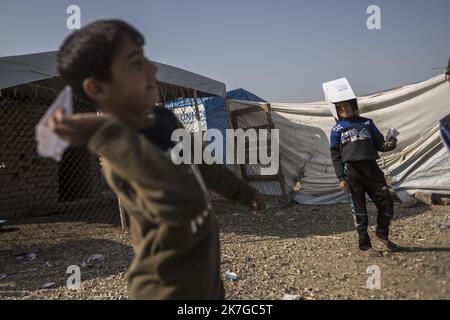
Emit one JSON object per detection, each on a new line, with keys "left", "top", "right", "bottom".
{"left": 0, "top": 80, "right": 120, "bottom": 238}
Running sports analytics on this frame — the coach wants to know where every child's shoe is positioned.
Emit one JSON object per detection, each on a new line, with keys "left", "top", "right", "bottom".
{"left": 375, "top": 233, "right": 399, "bottom": 252}
{"left": 359, "top": 247, "right": 382, "bottom": 257}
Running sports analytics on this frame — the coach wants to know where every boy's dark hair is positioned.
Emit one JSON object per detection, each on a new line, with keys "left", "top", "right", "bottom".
{"left": 57, "top": 19, "right": 145, "bottom": 101}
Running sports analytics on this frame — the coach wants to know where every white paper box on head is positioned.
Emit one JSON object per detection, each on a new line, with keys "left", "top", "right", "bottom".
{"left": 322, "top": 78, "right": 356, "bottom": 119}
{"left": 35, "top": 86, "right": 73, "bottom": 162}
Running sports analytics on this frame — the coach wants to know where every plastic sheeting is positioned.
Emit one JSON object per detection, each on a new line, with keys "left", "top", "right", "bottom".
{"left": 0, "top": 51, "right": 226, "bottom": 97}
{"left": 228, "top": 74, "right": 450, "bottom": 204}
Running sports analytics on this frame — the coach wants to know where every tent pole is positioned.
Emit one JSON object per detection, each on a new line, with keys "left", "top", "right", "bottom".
{"left": 192, "top": 90, "right": 202, "bottom": 131}
{"left": 118, "top": 197, "right": 127, "bottom": 229}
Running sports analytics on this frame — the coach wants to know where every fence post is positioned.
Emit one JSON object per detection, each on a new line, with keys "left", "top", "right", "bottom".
{"left": 118, "top": 197, "right": 127, "bottom": 229}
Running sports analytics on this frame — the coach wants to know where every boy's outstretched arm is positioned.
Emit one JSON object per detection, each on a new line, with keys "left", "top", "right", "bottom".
{"left": 197, "top": 163, "right": 265, "bottom": 213}
{"left": 369, "top": 120, "right": 397, "bottom": 152}
{"left": 177, "top": 112, "right": 264, "bottom": 213}
{"left": 167, "top": 113, "right": 259, "bottom": 209}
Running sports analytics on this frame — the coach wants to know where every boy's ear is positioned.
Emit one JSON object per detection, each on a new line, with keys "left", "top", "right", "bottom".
{"left": 82, "top": 78, "right": 110, "bottom": 103}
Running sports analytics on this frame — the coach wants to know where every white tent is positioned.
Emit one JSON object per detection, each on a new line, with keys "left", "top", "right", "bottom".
{"left": 228, "top": 74, "right": 450, "bottom": 204}
{"left": 0, "top": 51, "right": 226, "bottom": 98}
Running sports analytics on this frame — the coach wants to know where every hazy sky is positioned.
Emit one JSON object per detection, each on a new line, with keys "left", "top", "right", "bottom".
{"left": 1, "top": 0, "right": 449, "bottom": 102}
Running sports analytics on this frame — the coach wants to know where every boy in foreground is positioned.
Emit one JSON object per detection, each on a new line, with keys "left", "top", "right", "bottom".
{"left": 49, "top": 20, "right": 264, "bottom": 299}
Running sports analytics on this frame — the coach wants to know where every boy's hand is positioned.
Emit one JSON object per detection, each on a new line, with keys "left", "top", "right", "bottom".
{"left": 339, "top": 180, "right": 350, "bottom": 193}
{"left": 48, "top": 109, "right": 109, "bottom": 146}
{"left": 386, "top": 137, "right": 397, "bottom": 148}
{"left": 249, "top": 193, "right": 265, "bottom": 215}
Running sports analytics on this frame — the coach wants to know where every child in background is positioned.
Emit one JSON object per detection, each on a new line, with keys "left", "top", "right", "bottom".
{"left": 324, "top": 78, "right": 399, "bottom": 257}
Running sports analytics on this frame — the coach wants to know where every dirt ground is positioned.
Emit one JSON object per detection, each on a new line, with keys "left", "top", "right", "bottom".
{"left": 0, "top": 200, "right": 449, "bottom": 300}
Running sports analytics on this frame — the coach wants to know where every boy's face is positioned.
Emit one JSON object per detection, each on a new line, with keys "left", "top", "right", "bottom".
{"left": 336, "top": 101, "right": 354, "bottom": 119}
{"left": 100, "top": 34, "right": 159, "bottom": 115}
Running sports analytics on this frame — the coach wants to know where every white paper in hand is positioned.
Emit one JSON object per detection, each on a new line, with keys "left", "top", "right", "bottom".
{"left": 386, "top": 128, "right": 400, "bottom": 140}
{"left": 35, "top": 86, "right": 73, "bottom": 161}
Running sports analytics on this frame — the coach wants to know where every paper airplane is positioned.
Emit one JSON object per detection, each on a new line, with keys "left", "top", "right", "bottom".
{"left": 35, "top": 86, "right": 73, "bottom": 161}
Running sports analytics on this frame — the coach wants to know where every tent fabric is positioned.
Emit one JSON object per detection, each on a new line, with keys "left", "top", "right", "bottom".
{"left": 203, "top": 88, "right": 266, "bottom": 162}
{"left": 204, "top": 88, "right": 266, "bottom": 133}
{"left": 158, "top": 89, "right": 265, "bottom": 135}
{"left": 155, "top": 61, "right": 226, "bottom": 98}
{"left": 0, "top": 51, "right": 59, "bottom": 90}
{"left": 0, "top": 51, "right": 226, "bottom": 97}
{"left": 228, "top": 74, "right": 450, "bottom": 204}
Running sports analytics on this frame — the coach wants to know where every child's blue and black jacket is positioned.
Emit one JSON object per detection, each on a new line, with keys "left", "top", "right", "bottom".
{"left": 329, "top": 116, "right": 395, "bottom": 181}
